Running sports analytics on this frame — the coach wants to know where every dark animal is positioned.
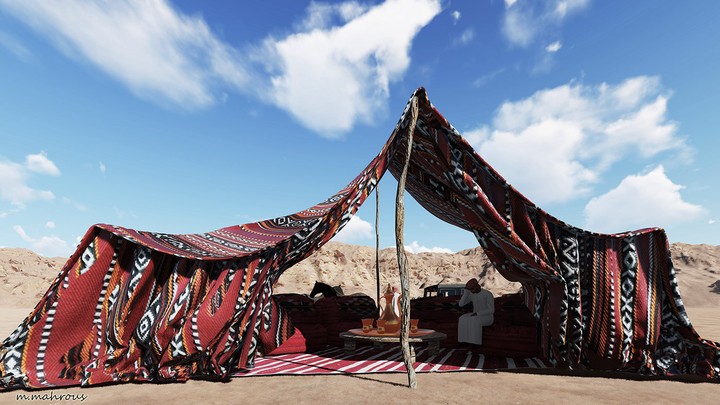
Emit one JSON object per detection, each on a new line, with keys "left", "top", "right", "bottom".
{"left": 310, "top": 281, "right": 340, "bottom": 297}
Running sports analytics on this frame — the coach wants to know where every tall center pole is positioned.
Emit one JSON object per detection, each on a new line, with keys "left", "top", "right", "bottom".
{"left": 395, "top": 96, "right": 419, "bottom": 389}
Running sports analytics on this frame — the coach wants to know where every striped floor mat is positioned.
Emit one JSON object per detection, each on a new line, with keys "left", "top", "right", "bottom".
{"left": 234, "top": 346, "right": 548, "bottom": 377}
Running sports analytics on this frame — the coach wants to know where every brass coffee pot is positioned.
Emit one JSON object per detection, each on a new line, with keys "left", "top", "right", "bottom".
{"left": 378, "top": 284, "right": 401, "bottom": 334}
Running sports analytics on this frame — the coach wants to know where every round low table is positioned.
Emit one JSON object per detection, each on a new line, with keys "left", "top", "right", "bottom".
{"left": 339, "top": 329, "right": 447, "bottom": 363}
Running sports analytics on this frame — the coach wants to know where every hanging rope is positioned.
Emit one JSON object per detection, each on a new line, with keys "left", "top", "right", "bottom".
{"left": 375, "top": 183, "right": 381, "bottom": 317}
{"left": 395, "top": 95, "right": 419, "bottom": 389}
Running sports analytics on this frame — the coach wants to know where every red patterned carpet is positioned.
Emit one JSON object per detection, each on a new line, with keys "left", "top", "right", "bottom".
{"left": 233, "top": 346, "right": 549, "bottom": 377}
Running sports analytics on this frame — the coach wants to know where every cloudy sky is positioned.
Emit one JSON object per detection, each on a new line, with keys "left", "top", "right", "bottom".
{"left": 1, "top": 0, "right": 718, "bottom": 257}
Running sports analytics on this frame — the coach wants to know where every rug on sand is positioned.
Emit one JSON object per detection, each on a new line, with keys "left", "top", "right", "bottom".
{"left": 234, "top": 346, "right": 548, "bottom": 377}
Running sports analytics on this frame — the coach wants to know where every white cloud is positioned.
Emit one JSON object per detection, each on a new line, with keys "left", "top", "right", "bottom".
{"left": 480, "top": 121, "right": 597, "bottom": 203}
{"left": 2, "top": 0, "right": 440, "bottom": 137}
{"left": 584, "top": 166, "right": 704, "bottom": 233}
{"left": 13, "top": 224, "right": 70, "bottom": 257}
{"left": 337, "top": 2, "right": 368, "bottom": 21}
{"left": 501, "top": 6, "right": 536, "bottom": 47}
{"left": 473, "top": 68, "right": 506, "bottom": 88}
{"left": 0, "top": 153, "right": 58, "bottom": 208}
{"left": 464, "top": 126, "right": 491, "bottom": 146}
{"left": 0, "top": 0, "right": 248, "bottom": 109}
{"left": 454, "top": 28, "right": 475, "bottom": 46}
{"left": 298, "top": 1, "right": 369, "bottom": 31}
{"left": 709, "top": 219, "right": 716, "bottom": 225}
{"left": 532, "top": 52, "right": 556, "bottom": 75}
{"left": 45, "top": 221, "right": 55, "bottom": 229}
{"left": 13, "top": 225, "right": 32, "bottom": 241}
{"left": 465, "top": 76, "right": 688, "bottom": 205}
{"left": 297, "top": 2, "right": 336, "bottom": 30}
{"left": 451, "top": 10, "right": 461, "bottom": 24}
{"left": 261, "top": 0, "right": 441, "bottom": 136}
{"left": 0, "top": 30, "right": 33, "bottom": 62}
{"left": 501, "top": 0, "right": 589, "bottom": 48}
{"left": 602, "top": 96, "right": 681, "bottom": 159}
{"left": 25, "top": 151, "right": 60, "bottom": 175}
{"left": 405, "top": 241, "right": 453, "bottom": 254}
{"left": 334, "top": 215, "right": 373, "bottom": 243}
{"left": 553, "top": 0, "right": 589, "bottom": 19}
{"left": 545, "top": 40, "right": 562, "bottom": 53}
{"left": 62, "top": 197, "right": 87, "bottom": 212}
{"left": 99, "top": 161, "right": 106, "bottom": 174}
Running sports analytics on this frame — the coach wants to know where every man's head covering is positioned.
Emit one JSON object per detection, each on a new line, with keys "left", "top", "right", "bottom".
{"left": 465, "top": 278, "right": 480, "bottom": 292}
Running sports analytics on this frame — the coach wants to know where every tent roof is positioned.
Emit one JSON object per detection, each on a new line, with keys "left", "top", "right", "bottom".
{"left": 4, "top": 88, "right": 717, "bottom": 392}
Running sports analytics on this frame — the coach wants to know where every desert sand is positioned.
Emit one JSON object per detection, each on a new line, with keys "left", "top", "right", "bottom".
{"left": 0, "top": 243, "right": 718, "bottom": 404}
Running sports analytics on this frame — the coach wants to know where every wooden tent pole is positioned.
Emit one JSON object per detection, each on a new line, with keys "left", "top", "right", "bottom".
{"left": 375, "top": 184, "right": 381, "bottom": 316}
{"left": 396, "top": 96, "right": 419, "bottom": 389}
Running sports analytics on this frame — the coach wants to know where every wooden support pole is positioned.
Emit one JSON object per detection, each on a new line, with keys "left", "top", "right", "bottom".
{"left": 395, "top": 96, "right": 419, "bottom": 389}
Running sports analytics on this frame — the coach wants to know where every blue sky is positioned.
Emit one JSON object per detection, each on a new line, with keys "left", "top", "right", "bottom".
{"left": 1, "top": 0, "right": 718, "bottom": 257}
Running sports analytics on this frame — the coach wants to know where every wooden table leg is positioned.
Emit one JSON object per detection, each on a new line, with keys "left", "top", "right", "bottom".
{"left": 344, "top": 339, "right": 356, "bottom": 355}
{"left": 409, "top": 344, "right": 416, "bottom": 364}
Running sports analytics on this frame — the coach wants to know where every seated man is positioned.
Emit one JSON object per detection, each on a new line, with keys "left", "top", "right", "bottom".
{"left": 458, "top": 278, "right": 494, "bottom": 347}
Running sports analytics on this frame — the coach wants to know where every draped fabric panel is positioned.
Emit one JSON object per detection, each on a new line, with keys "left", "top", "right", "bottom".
{"left": 1, "top": 89, "right": 718, "bottom": 390}
{"left": 386, "top": 89, "right": 720, "bottom": 377}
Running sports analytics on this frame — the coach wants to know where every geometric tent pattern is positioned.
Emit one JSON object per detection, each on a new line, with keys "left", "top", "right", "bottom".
{"left": 232, "top": 346, "right": 549, "bottom": 377}
{"left": 2, "top": 88, "right": 718, "bottom": 390}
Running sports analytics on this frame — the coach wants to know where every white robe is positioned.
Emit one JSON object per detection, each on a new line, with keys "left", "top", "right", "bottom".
{"left": 458, "top": 289, "right": 494, "bottom": 345}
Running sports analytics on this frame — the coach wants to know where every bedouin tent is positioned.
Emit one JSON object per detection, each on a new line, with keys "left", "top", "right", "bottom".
{"left": 1, "top": 88, "right": 719, "bottom": 391}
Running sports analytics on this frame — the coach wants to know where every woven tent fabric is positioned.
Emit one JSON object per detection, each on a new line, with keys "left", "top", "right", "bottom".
{"left": 385, "top": 90, "right": 720, "bottom": 377}
{"left": 1, "top": 89, "right": 718, "bottom": 391}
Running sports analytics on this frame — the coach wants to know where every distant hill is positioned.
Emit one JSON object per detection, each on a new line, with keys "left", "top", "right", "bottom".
{"left": 1, "top": 242, "right": 718, "bottom": 308}
{"left": 0, "top": 248, "right": 66, "bottom": 308}
{"left": 274, "top": 243, "right": 520, "bottom": 298}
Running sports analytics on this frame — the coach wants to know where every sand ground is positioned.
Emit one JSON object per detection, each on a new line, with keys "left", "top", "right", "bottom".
{"left": 0, "top": 306, "right": 718, "bottom": 405}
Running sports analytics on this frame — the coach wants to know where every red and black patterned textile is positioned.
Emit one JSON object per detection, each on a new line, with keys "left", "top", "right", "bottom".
{"left": 1, "top": 88, "right": 718, "bottom": 391}
{"left": 385, "top": 89, "right": 719, "bottom": 378}
{"left": 258, "top": 294, "right": 328, "bottom": 356}
{"left": 315, "top": 295, "right": 378, "bottom": 346}
{"left": 0, "top": 109, "right": 397, "bottom": 390}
